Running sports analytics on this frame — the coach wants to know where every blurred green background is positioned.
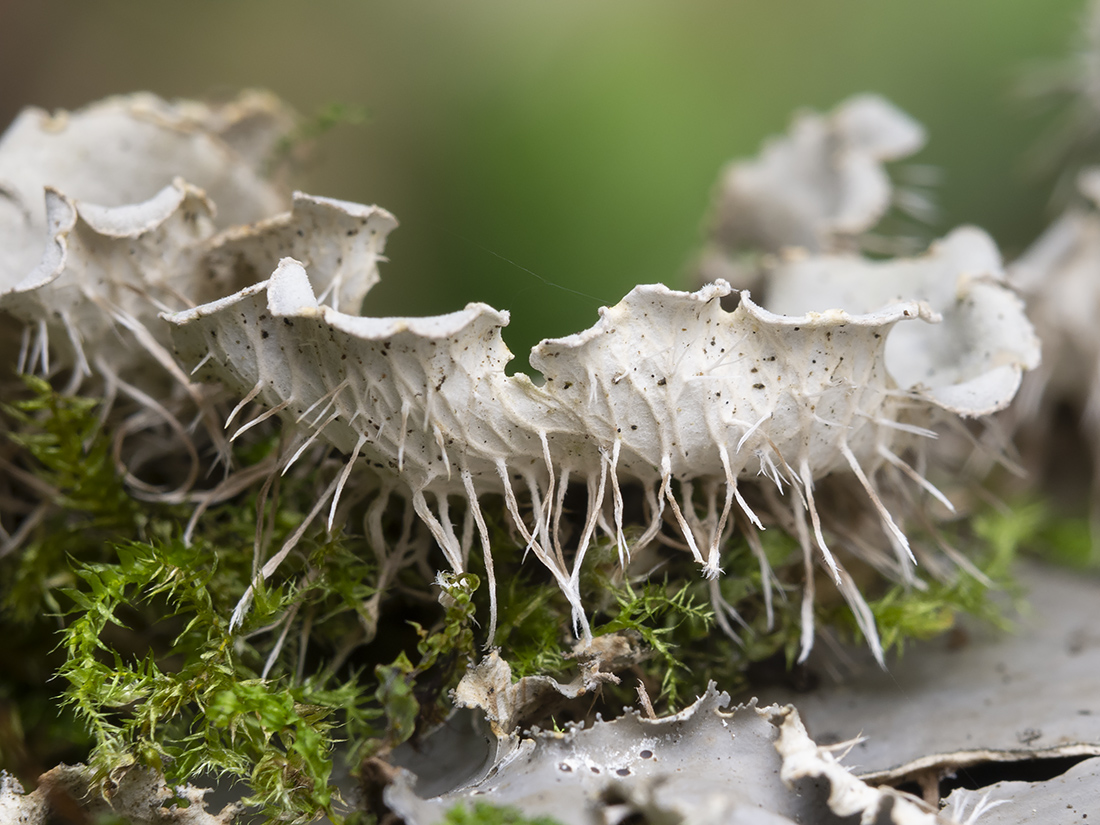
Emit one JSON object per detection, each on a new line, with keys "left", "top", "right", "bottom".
{"left": 0, "top": 0, "right": 1088, "bottom": 367}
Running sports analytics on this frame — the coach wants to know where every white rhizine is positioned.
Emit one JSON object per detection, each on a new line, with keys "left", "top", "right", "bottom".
{"left": 166, "top": 221, "right": 1038, "bottom": 658}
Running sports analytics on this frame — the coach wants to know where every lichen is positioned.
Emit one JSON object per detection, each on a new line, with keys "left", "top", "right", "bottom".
{"left": 0, "top": 86, "right": 1055, "bottom": 824}
{"left": 166, "top": 224, "right": 1036, "bottom": 663}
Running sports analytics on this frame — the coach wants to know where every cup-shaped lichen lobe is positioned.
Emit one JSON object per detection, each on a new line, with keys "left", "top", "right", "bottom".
{"left": 733, "top": 298, "right": 915, "bottom": 479}
{"left": 0, "top": 94, "right": 290, "bottom": 231}
{"left": 526, "top": 281, "right": 921, "bottom": 487}
{"left": 0, "top": 93, "right": 292, "bottom": 338}
{"left": 759, "top": 227, "right": 1039, "bottom": 417}
{"left": 173, "top": 258, "right": 523, "bottom": 491}
{"left": 203, "top": 193, "right": 399, "bottom": 316}
{"left": 174, "top": 262, "right": 945, "bottom": 495}
{"left": 4, "top": 182, "right": 219, "bottom": 382}
{"left": 165, "top": 195, "right": 1042, "bottom": 651}
{"left": 527, "top": 281, "right": 741, "bottom": 484}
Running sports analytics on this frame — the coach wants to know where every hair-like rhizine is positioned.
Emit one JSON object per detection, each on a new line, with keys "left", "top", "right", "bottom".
{"left": 167, "top": 247, "right": 1036, "bottom": 663}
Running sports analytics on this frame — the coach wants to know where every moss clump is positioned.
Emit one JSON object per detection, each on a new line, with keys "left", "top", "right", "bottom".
{"left": 441, "top": 801, "right": 563, "bottom": 825}
{"left": 0, "top": 377, "right": 1037, "bottom": 822}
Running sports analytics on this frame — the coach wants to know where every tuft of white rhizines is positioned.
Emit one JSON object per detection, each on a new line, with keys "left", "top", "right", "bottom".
{"left": 0, "top": 180, "right": 396, "bottom": 509}
{"left": 166, "top": 228, "right": 1038, "bottom": 662}
{"left": 2, "top": 92, "right": 1038, "bottom": 662}
{"left": 0, "top": 94, "right": 399, "bottom": 553}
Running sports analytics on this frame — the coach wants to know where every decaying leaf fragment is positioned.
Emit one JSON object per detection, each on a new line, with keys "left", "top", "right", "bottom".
{"left": 385, "top": 684, "right": 946, "bottom": 825}
{"left": 452, "top": 641, "right": 639, "bottom": 738}
{"left": 166, "top": 218, "right": 1037, "bottom": 659}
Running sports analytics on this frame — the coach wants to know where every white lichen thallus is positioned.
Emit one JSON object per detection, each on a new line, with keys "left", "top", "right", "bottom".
{"left": 1, "top": 92, "right": 1039, "bottom": 667}
{"left": 168, "top": 221, "right": 1037, "bottom": 664}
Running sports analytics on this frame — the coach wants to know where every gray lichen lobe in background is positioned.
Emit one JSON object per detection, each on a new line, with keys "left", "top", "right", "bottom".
{"left": 757, "top": 560, "right": 1100, "bottom": 786}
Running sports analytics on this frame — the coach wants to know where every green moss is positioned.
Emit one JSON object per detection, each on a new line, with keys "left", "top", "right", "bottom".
{"left": 57, "top": 536, "right": 371, "bottom": 822}
{"left": 826, "top": 505, "right": 1028, "bottom": 657}
{"left": 591, "top": 576, "right": 713, "bottom": 707}
{"left": 2, "top": 376, "right": 143, "bottom": 624}
{"left": 441, "top": 801, "right": 563, "bottom": 825}
{"left": 0, "top": 375, "right": 1037, "bottom": 820}
{"left": 2, "top": 379, "right": 482, "bottom": 821}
